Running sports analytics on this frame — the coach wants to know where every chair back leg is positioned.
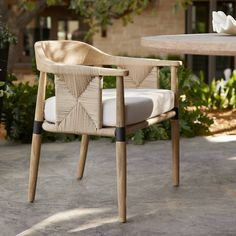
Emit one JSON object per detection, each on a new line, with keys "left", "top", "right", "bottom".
{"left": 171, "top": 119, "right": 180, "bottom": 186}
{"left": 77, "top": 134, "right": 90, "bottom": 179}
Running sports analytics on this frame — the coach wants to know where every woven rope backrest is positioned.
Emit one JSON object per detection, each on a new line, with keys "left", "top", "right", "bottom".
{"left": 35, "top": 40, "right": 160, "bottom": 133}
{"left": 120, "top": 65, "right": 159, "bottom": 89}
{"left": 37, "top": 41, "right": 103, "bottom": 133}
{"left": 39, "top": 41, "right": 159, "bottom": 89}
{"left": 55, "top": 74, "right": 102, "bottom": 133}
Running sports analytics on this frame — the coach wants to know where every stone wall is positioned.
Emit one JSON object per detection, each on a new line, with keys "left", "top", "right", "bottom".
{"left": 93, "top": 0, "right": 185, "bottom": 57}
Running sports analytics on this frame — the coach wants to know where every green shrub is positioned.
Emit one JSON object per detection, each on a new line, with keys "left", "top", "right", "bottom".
{"left": 195, "top": 70, "right": 236, "bottom": 110}
{"left": 0, "top": 81, "right": 6, "bottom": 97}
{"left": 103, "top": 75, "right": 116, "bottom": 89}
{"left": 2, "top": 75, "right": 38, "bottom": 142}
{"left": 131, "top": 66, "right": 214, "bottom": 144}
{"left": 1, "top": 74, "right": 77, "bottom": 143}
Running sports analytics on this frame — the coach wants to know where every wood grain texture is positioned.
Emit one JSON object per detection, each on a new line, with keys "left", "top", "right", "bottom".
{"left": 141, "top": 33, "right": 236, "bottom": 56}
{"left": 170, "top": 66, "right": 179, "bottom": 186}
{"left": 34, "top": 72, "right": 47, "bottom": 122}
{"left": 171, "top": 120, "right": 179, "bottom": 186}
{"left": 35, "top": 41, "right": 129, "bottom": 76}
{"left": 116, "top": 142, "right": 127, "bottom": 223}
{"left": 171, "top": 66, "right": 179, "bottom": 108}
{"left": 77, "top": 134, "right": 90, "bottom": 179}
{"left": 116, "top": 76, "right": 125, "bottom": 128}
{"left": 28, "top": 134, "right": 42, "bottom": 202}
{"left": 28, "top": 72, "right": 47, "bottom": 202}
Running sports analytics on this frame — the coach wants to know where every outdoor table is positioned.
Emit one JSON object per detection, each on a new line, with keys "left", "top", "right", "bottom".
{"left": 141, "top": 33, "right": 236, "bottom": 56}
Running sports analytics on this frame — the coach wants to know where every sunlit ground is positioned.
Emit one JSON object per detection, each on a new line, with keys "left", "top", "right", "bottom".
{"left": 204, "top": 134, "right": 236, "bottom": 143}
{"left": 17, "top": 208, "right": 117, "bottom": 235}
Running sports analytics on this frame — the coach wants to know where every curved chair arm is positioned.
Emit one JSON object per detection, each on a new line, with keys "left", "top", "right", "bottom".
{"left": 108, "top": 56, "right": 182, "bottom": 67}
{"left": 36, "top": 59, "right": 129, "bottom": 77}
{"left": 102, "top": 56, "right": 182, "bottom": 89}
{"left": 35, "top": 44, "right": 128, "bottom": 77}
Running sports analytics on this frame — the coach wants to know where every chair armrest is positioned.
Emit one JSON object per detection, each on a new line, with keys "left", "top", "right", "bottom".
{"left": 35, "top": 48, "right": 128, "bottom": 77}
{"left": 37, "top": 59, "right": 129, "bottom": 77}
{"left": 35, "top": 42, "right": 128, "bottom": 76}
{"left": 111, "top": 56, "right": 182, "bottom": 67}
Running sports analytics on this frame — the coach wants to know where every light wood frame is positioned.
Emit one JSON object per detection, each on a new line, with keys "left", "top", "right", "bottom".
{"left": 28, "top": 40, "right": 182, "bottom": 223}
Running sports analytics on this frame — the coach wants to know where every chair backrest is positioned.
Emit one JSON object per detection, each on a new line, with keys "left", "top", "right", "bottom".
{"left": 36, "top": 40, "right": 112, "bottom": 66}
{"left": 34, "top": 40, "right": 163, "bottom": 134}
{"left": 35, "top": 40, "right": 159, "bottom": 89}
{"left": 35, "top": 41, "right": 106, "bottom": 134}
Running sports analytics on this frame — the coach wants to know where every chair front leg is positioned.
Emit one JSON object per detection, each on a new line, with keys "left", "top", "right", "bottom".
{"left": 116, "top": 139, "right": 127, "bottom": 223}
{"left": 116, "top": 76, "right": 127, "bottom": 223}
{"left": 28, "top": 132, "right": 43, "bottom": 202}
{"left": 77, "top": 134, "right": 90, "bottom": 179}
{"left": 28, "top": 72, "right": 47, "bottom": 202}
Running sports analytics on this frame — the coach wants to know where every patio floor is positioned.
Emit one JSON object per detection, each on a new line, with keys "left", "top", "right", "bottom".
{"left": 1, "top": 135, "right": 236, "bottom": 236}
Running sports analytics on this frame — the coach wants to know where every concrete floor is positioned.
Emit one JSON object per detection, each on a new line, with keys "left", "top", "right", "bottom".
{"left": 0, "top": 135, "right": 236, "bottom": 236}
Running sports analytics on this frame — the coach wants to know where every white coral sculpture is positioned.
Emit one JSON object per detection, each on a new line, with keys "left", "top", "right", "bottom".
{"left": 212, "top": 11, "right": 236, "bottom": 35}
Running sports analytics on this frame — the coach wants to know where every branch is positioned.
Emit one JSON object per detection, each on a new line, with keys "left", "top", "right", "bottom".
{"left": 15, "top": 0, "right": 48, "bottom": 28}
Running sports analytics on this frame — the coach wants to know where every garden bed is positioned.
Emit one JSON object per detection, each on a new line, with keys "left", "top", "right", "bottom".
{"left": 208, "top": 108, "right": 236, "bottom": 135}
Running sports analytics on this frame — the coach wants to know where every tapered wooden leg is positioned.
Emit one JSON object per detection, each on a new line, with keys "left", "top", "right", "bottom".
{"left": 28, "top": 133, "right": 42, "bottom": 202}
{"left": 77, "top": 134, "right": 90, "bottom": 179}
{"left": 116, "top": 141, "right": 127, "bottom": 223}
{"left": 171, "top": 119, "right": 179, "bottom": 187}
{"left": 28, "top": 72, "right": 47, "bottom": 202}
{"left": 115, "top": 76, "right": 126, "bottom": 222}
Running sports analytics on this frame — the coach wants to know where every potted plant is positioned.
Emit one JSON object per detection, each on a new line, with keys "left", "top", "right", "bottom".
{"left": 0, "top": 19, "right": 16, "bottom": 120}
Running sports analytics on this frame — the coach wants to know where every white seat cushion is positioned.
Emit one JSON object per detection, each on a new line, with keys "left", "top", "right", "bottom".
{"left": 44, "top": 88, "right": 174, "bottom": 126}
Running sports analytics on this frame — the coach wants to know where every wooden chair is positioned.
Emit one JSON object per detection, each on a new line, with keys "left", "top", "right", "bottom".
{"left": 28, "top": 40, "right": 182, "bottom": 223}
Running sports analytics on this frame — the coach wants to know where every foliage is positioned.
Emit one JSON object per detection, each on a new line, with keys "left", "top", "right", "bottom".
{"left": 103, "top": 75, "right": 116, "bottom": 89}
{"left": 0, "top": 80, "right": 13, "bottom": 98}
{"left": 0, "top": 18, "right": 17, "bottom": 49}
{"left": 19, "top": 0, "right": 192, "bottom": 40}
{"left": 20, "top": 0, "right": 150, "bottom": 40}
{"left": 0, "top": 82, "right": 5, "bottom": 97}
{"left": 131, "top": 66, "right": 214, "bottom": 144}
{"left": 130, "top": 66, "right": 236, "bottom": 144}
{"left": 69, "top": 0, "right": 149, "bottom": 39}
{"left": 1, "top": 73, "right": 77, "bottom": 143}
{"left": 1, "top": 74, "right": 36, "bottom": 142}
{"left": 175, "top": 0, "right": 192, "bottom": 10}
{"left": 193, "top": 71, "right": 236, "bottom": 110}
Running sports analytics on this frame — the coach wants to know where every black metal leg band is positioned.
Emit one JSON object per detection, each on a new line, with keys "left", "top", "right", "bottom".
{"left": 33, "top": 121, "right": 43, "bottom": 134}
{"left": 115, "top": 127, "right": 126, "bottom": 142}
{"left": 171, "top": 107, "right": 179, "bottom": 120}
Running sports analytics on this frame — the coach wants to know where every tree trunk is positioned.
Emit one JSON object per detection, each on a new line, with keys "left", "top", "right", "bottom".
{"left": 6, "top": 0, "right": 48, "bottom": 71}
{"left": 0, "top": 1, "right": 8, "bottom": 24}
{"left": 0, "top": 44, "right": 9, "bottom": 120}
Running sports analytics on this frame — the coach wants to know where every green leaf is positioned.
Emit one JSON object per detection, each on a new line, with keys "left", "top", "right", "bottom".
{"left": 132, "top": 129, "right": 145, "bottom": 145}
